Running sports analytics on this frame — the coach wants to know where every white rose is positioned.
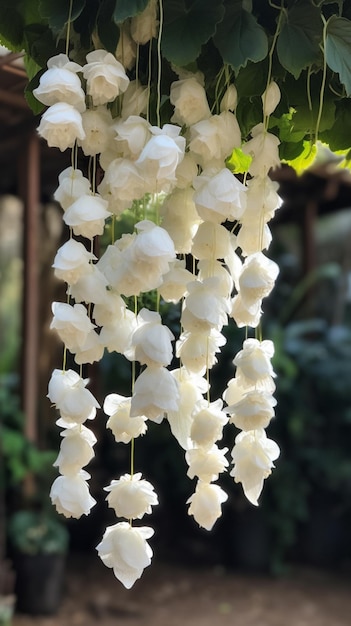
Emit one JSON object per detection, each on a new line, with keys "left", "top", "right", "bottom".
{"left": 100, "top": 310, "right": 137, "bottom": 355}
{"left": 236, "top": 221, "right": 272, "bottom": 257}
{"left": 190, "top": 399, "right": 228, "bottom": 449}
{"left": 182, "top": 277, "right": 230, "bottom": 331}
{"left": 193, "top": 167, "right": 246, "bottom": 224}
{"left": 50, "top": 302, "right": 95, "bottom": 353}
{"left": 189, "top": 112, "right": 241, "bottom": 167}
{"left": 54, "top": 167, "right": 91, "bottom": 211}
{"left": 222, "top": 377, "right": 246, "bottom": 407}
{"left": 69, "top": 266, "right": 109, "bottom": 305}
{"left": 170, "top": 77, "right": 211, "bottom": 126}
{"left": 191, "top": 222, "right": 231, "bottom": 260}
{"left": 126, "top": 308, "right": 174, "bottom": 367}
{"left": 73, "top": 329, "right": 105, "bottom": 366}
{"left": 104, "top": 394, "right": 147, "bottom": 443}
{"left": 33, "top": 53, "right": 85, "bottom": 111}
{"left": 130, "top": 0, "right": 158, "bottom": 44}
{"left": 160, "top": 187, "right": 201, "bottom": 254}
{"left": 238, "top": 252, "right": 279, "bottom": 311}
{"left": 47, "top": 369, "right": 99, "bottom": 421}
{"left": 96, "top": 522, "right": 154, "bottom": 589}
{"left": 233, "top": 338, "right": 276, "bottom": 392}
{"left": 136, "top": 131, "right": 185, "bottom": 192}
{"left": 52, "top": 239, "right": 95, "bottom": 285}
{"left": 186, "top": 445, "right": 229, "bottom": 482}
{"left": 113, "top": 115, "right": 152, "bottom": 158}
{"left": 104, "top": 473, "right": 158, "bottom": 519}
{"left": 99, "top": 158, "right": 145, "bottom": 210}
{"left": 63, "top": 194, "right": 111, "bottom": 239}
{"left": 38, "top": 103, "right": 85, "bottom": 151}
{"left": 54, "top": 425, "right": 96, "bottom": 476}
{"left": 187, "top": 481, "right": 228, "bottom": 531}
{"left": 50, "top": 470, "right": 96, "bottom": 518}
{"left": 176, "top": 329, "right": 226, "bottom": 374}
{"left": 78, "top": 107, "right": 113, "bottom": 156}
{"left": 227, "top": 389, "right": 276, "bottom": 431}
{"left": 158, "top": 260, "right": 193, "bottom": 303}
{"left": 83, "top": 50, "right": 129, "bottom": 105}
{"left": 198, "top": 260, "right": 233, "bottom": 299}
{"left": 93, "top": 291, "right": 126, "bottom": 326}
{"left": 231, "top": 293, "right": 262, "bottom": 329}
{"left": 130, "top": 366, "right": 180, "bottom": 421}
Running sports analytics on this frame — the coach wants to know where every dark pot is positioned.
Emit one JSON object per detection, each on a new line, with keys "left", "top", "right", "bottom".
{"left": 14, "top": 553, "right": 65, "bottom": 615}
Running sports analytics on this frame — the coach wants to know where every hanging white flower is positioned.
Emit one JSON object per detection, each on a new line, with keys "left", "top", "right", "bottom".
{"left": 121, "top": 80, "right": 149, "bottom": 119}
{"left": 63, "top": 194, "right": 111, "bottom": 239}
{"left": 187, "top": 481, "right": 228, "bottom": 531}
{"left": 78, "top": 107, "right": 113, "bottom": 156}
{"left": 236, "top": 221, "right": 272, "bottom": 257}
{"left": 230, "top": 294, "right": 262, "bottom": 329}
{"left": 245, "top": 176, "right": 282, "bottom": 223}
{"left": 104, "top": 473, "right": 158, "bottom": 519}
{"left": 52, "top": 239, "right": 95, "bottom": 285}
{"left": 126, "top": 308, "right": 175, "bottom": 368}
{"left": 191, "top": 222, "right": 231, "bottom": 260}
{"left": 50, "top": 302, "right": 95, "bottom": 353}
{"left": 93, "top": 291, "right": 126, "bottom": 326}
{"left": 175, "top": 152, "right": 199, "bottom": 189}
{"left": 50, "top": 470, "right": 96, "bottom": 518}
{"left": 230, "top": 429, "right": 280, "bottom": 506}
{"left": 54, "top": 425, "right": 96, "bottom": 476}
{"left": 104, "top": 394, "right": 147, "bottom": 443}
{"left": 189, "top": 111, "right": 241, "bottom": 167}
{"left": 227, "top": 389, "right": 276, "bottom": 431}
{"left": 38, "top": 103, "right": 85, "bottom": 151}
{"left": 193, "top": 168, "right": 246, "bottom": 223}
{"left": 238, "top": 253, "right": 279, "bottom": 311}
{"left": 33, "top": 53, "right": 85, "bottom": 111}
{"left": 113, "top": 115, "right": 151, "bottom": 158}
{"left": 47, "top": 369, "right": 99, "bottom": 425}
{"left": 233, "top": 338, "right": 276, "bottom": 392}
{"left": 131, "top": 366, "right": 180, "bottom": 421}
{"left": 158, "top": 259, "right": 193, "bottom": 304}
{"left": 100, "top": 310, "right": 137, "bottom": 355}
{"left": 160, "top": 187, "right": 201, "bottom": 254}
{"left": 69, "top": 266, "right": 109, "bottom": 305}
{"left": 134, "top": 220, "right": 176, "bottom": 268}
{"left": 190, "top": 399, "right": 228, "bottom": 449}
{"left": 186, "top": 445, "right": 229, "bottom": 482}
{"left": 182, "top": 277, "right": 231, "bottom": 331}
{"left": 136, "top": 129, "right": 186, "bottom": 192}
{"left": 54, "top": 167, "right": 91, "bottom": 211}
{"left": 116, "top": 24, "right": 137, "bottom": 70}
{"left": 99, "top": 158, "right": 145, "bottom": 213}
{"left": 222, "top": 377, "right": 246, "bottom": 407}
{"left": 167, "top": 368, "right": 209, "bottom": 450}
{"left": 242, "top": 123, "right": 280, "bottom": 177}
{"left": 223, "top": 233, "right": 242, "bottom": 288}
{"left": 262, "top": 81, "right": 281, "bottom": 116}
{"left": 198, "top": 260, "right": 233, "bottom": 298}
{"left": 96, "top": 522, "right": 154, "bottom": 589}
{"left": 176, "top": 329, "right": 226, "bottom": 374}
{"left": 73, "top": 329, "right": 105, "bottom": 365}
{"left": 130, "top": 0, "right": 158, "bottom": 44}
{"left": 220, "top": 84, "right": 237, "bottom": 112}
{"left": 83, "top": 50, "right": 129, "bottom": 105}
{"left": 170, "top": 76, "right": 211, "bottom": 126}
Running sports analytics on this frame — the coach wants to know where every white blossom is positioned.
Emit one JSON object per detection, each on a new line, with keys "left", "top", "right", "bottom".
{"left": 104, "top": 394, "right": 147, "bottom": 443}
{"left": 233, "top": 338, "right": 276, "bottom": 392}
{"left": 38, "top": 103, "right": 85, "bottom": 151}
{"left": 69, "top": 266, "right": 108, "bottom": 305}
{"left": 126, "top": 308, "right": 174, "bottom": 367}
{"left": 158, "top": 259, "right": 193, "bottom": 303}
{"left": 113, "top": 115, "right": 151, "bottom": 158}
{"left": 54, "top": 167, "right": 91, "bottom": 211}
{"left": 121, "top": 80, "right": 149, "bottom": 119}
{"left": 227, "top": 389, "right": 276, "bottom": 431}
{"left": 54, "top": 425, "right": 96, "bottom": 476}
{"left": 52, "top": 239, "right": 95, "bottom": 285}
{"left": 47, "top": 368, "right": 99, "bottom": 425}
{"left": 262, "top": 81, "right": 281, "bottom": 116}
{"left": 220, "top": 84, "right": 237, "bottom": 112}
{"left": 78, "top": 107, "right": 113, "bottom": 156}
{"left": 105, "top": 473, "right": 158, "bottom": 519}
{"left": 186, "top": 445, "right": 229, "bottom": 482}
{"left": 73, "top": 329, "right": 105, "bottom": 365}
{"left": 187, "top": 481, "right": 228, "bottom": 530}
{"left": 50, "top": 470, "right": 96, "bottom": 518}
{"left": 130, "top": 0, "right": 158, "bottom": 44}
{"left": 192, "top": 222, "right": 231, "bottom": 260}
{"left": 33, "top": 54, "right": 85, "bottom": 111}
{"left": 242, "top": 123, "right": 280, "bottom": 177}
{"left": 230, "top": 294, "right": 262, "bottom": 329}
{"left": 160, "top": 187, "right": 201, "bottom": 254}
{"left": 238, "top": 253, "right": 279, "bottom": 311}
{"left": 190, "top": 399, "right": 228, "bottom": 449}
{"left": 83, "top": 50, "right": 129, "bottom": 105}
{"left": 189, "top": 112, "right": 241, "bottom": 167}
{"left": 50, "top": 302, "right": 95, "bottom": 353}
{"left": 193, "top": 168, "right": 246, "bottom": 223}
{"left": 63, "top": 194, "right": 111, "bottom": 239}
{"left": 131, "top": 366, "right": 180, "bottom": 421}
{"left": 170, "top": 76, "right": 211, "bottom": 126}
{"left": 176, "top": 329, "right": 226, "bottom": 374}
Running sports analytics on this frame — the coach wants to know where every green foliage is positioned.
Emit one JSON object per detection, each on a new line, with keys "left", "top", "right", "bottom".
{"left": 325, "top": 16, "right": 351, "bottom": 95}
{"left": 8, "top": 511, "right": 69, "bottom": 555}
{"left": 113, "top": 0, "right": 149, "bottom": 22}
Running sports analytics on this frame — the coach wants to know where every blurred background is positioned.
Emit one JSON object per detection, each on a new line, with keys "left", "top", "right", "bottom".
{"left": 1, "top": 47, "right": 351, "bottom": 626}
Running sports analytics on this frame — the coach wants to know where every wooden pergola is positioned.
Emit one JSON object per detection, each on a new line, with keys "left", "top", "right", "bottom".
{"left": 1, "top": 50, "right": 351, "bottom": 446}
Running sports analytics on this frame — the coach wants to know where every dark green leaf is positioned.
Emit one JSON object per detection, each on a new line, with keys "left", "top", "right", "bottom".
{"left": 24, "top": 24, "right": 63, "bottom": 67}
{"left": 213, "top": 1, "right": 268, "bottom": 73}
{"left": 326, "top": 16, "right": 351, "bottom": 95}
{"left": 235, "top": 95, "right": 263, "bottom": 138}
{"left": 114, "top": 0, "right": 149, "bottom": 22}
{"left": 235, "top": 58, "right": 269, "bottom": 97}
{"left": 162, "top": 0, "right": 225, "bottom": 66}
{"left": 279, "top": 139, "right": 304, "bottom": 161}
{"left": 321, "top": 99, "right": 351, "bottom": 150}
{"left": 277, "top": 1, "right": 323, "bottom": 78}
{"left": 39, "top": 0, "right": 86, "bottom": 34}
{"left": 0, "top": 7, "right": 24, "bottom": 50}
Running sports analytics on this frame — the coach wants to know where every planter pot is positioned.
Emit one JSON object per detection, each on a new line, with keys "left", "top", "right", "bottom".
{"left": 14, "top": 553, "right": 65, "bottom": 615}
{"left": 0, "top": 595, "right": 15, "bottom": 625}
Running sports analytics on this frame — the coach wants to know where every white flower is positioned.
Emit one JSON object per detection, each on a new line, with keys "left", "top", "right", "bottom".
{"left": 222, "top": 377, "right": 246, "bottom": 406}
{"left": 230, "top": 429, "right": 280, "bottom": 505}
{"left": 167, "top": 368, "right": 209, "bottom": 450}
{"left": 130, "top": 0, "right": 158, "bottom": 44}
{"left": 227, "top": 389, "right": 276, "bottom": 431}
{"left": 170, "top": 77, "right": 211, "bottom": 126}
{"left": 69, "top": 266, "right": 109, "bottom": 305}
{"left": 190, "top": 399, "right": 228, "bottom": 449}
{"left": 242, "top": 123, "right": 280, "bottom": 177}
{"left": 83, "top": 50, "right": 129, "bottom": 105}
{"left": 50, "top": 302, "right": 95, "bottom": 353}
{"left": 63, "top": 194, "right": 111, "bottom": 239}
{"left": 116, "top": 24, "right": 137, "bottom": 70}
{"left": 230, "top": 294, "right": 262, "bottom": 329}
{"left": 99, "top": 158, "right": 145, "bottom": 214}
{"left": 54, "top": 425, "right": 96, "bottom": 476}
{"left": 126, "top": 308, "right": 174, "bottom": 367}
{"left": 113, "top": 115, "right": 151, "bottom": 158}
{"left": 33, "top": 53, "right": 85, "bottom": 111}
{"left": 100, "top": 310, "right": 137, "bottom": 355}
{"left": 233, "top": 338, "right": 276, "bottom": 392}
{"left": 105, "top": 473, "right": 158, "bottom": 519}
{"left": 78, "top": 107, "right": 113, "bottom": 156}
{"left": 262, "top": 81, "right": 281, "bottom": 116}
{"left": 47, "top": 369, "right": 99, "bottom": 425}
{"left": 187, "top": 481, "right": 228, "bottom": 531}
{"left": 224, "top": 233, "right": 242, "bottom": 287}
{"left": 220, "top": 84, "right": 237, "bottom": 112}
{"left": 175, "top": 152, "right": 198, "bottom": 189}
{"left": 93, "top": 291, "right": 126, "bottom": 326}
{"left": 176, "top": 329, "right": 226, "bottom": 374}
{"left": 52, "top": 239, "right": 95, "bottom": 285}
{"left": 136, "top": 130, "right": 185, "bottom": 192}
{"left": 192, "top": 222, "right": 231, "bottom": 260}
{"left": 236, "top": 222, "right": 272, "bottom": 256}
{"left": 193, "top": 168, "right": 246, "bottom": 223}
{"left": 160, "top": 187, "right": 201, "bottom": 254}
{"left": 198, "top": 260, "right": 233, "bottom": 298}
{"left": 96, "top": 522, "right": 154, "bottom": 589}
{"left": 54, "top": 167, "right": 91, "bottom": 211}
{"left": 50, "top": 470, "right": 96, "bottom": 518}
{"left": 158, "top": 260, "right": 193, "bottom": 303}
{"left": 186, "top": 445, "right": 229, "bottom": 482}
{"left": 134, "top": 219, "right": 176, "bottom": 267}
{"left": 245, "top": 176, "right": 282, "bottom": 223}
{"left": 183, "top": 278, "right": 230, "bottom": 331}
{"left": 104, "top": 394, "right": 147, "bottom": 443}
{"left": 189, "top": 112, "right": 241, "bottom": 167}
{"left": 73, "top": 330, "right": 105, "bottom": 365}
{"left": 131, "top": 366, "right": 180, "bottom": 421}
{"left": 121, "top": 80, "right": 149, "bottom": 119}
{"left": 38, "top": 103, "right": 85, "bottom": 151}
{"left": 238, "top": 253, "right": 279, "bottom": 311}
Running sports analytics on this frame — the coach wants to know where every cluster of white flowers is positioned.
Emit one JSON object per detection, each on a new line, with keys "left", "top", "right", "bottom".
{"left": 39, "top": 1, "right": 282, "bottom": 586}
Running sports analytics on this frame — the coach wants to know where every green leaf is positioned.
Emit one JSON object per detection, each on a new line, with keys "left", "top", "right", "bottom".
{"left": 235, "top": 95, "right": 263, "bottom": 138}
{"left": 270, "top": 109, "right": 307, "bottom": 143}
{"left": 39, "top": 0, "right": 86, "bottom": 34}
{"left": 24, "top": 24, "right": 63, "bottom": 67}
{"left": 213, "top": 1, "right": 268, "bottom": 73}
{"left": 98, "top": 0, "right": 120, "bottom": 52}
{"left": 114, "top": 0, "right": 149, "bottom": 22}
{"left": 226, "top": 147, "right": 252, "bottom": 174}
{"left": 162, "top": 0, "right": 225, "bottom": 66}
{"left": 235, "top": 59, "right": 269, "bottom": 97}
{"left": 284, "top": 140, "right": 317, "bottom": 173}
{"left": 326, "top": 16, "right": 351, "bottom": 96}
{"left": 321, "top": 99, "right": 351, "bottom": 151}
{"left": 277, "top": 1, "right": 323, "bottom": 78}
{"left": 0, "top": 7, "right": 24, "bottom": 50}
{"left": 279, "top": 139, "right": 304, "bottom": 161}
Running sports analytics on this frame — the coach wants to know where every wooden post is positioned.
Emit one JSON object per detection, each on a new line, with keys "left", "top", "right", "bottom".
{"left": 20, "top": 131, "right": 40, "bottom": 444}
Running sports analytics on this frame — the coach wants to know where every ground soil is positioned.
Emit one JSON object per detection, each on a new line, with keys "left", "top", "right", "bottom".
{"left": 12, "top": 553, "right": 351, "bottom": 626}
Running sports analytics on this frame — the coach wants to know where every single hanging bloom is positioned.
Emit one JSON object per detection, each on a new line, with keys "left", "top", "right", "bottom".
{"left": 186, "top": 445, "right": 229, "bottom": 482}
{"left": 104, "top": 394, "right": 147, "bottom": 443}
{"left": 50, "top": 302, "right": 95, "bottom": 353}
{"left": 130, "top": 0, "right": 159, "bottom": 44}
{"left": 54, "top": 425, "right": 96, "bottom": 476}
{"left": 187, "top": 481, "right": 228, "bottom": 531}
{"left": 190, "top": 399, "right": 228, "bottom": 450}
{"left": 96, "top": 522, "right": 154, "bottom": 589}
{"left": 33, "top": 53, "right": 85, "bottom": 111}
{"left": 262, "top": 81, "right": 281, "bottom": 116}
{"left": 52, "top": 239, "right": 95, "bottom": 286}
{"left": 38, "top": 103, "right": 85, "bottom": 152}
{"left": 54, "top": 167, "right": 91, "bottom": 211}
{"left": 130, "top": 366, "right": 180, "bottom": 422}
{"left": 83, "top": 50, "right": 129, "bottom": 106}
{"left": 78, "top": 107, "right": 113, "bottom": 156}
{"left": 170, "top": 76, "right": 211, "bottom": 126}
{"left": 63, "top": 194, "right": 111, "bottom": 239}
{"left": 238, "top": 253, "right": 279, "bottom": 311}
{"left": 227, "top": 389, "right": 277, "bottom": 431}
{"left": 233, "top": 338, "right": 276, "bottom": 392}
{"left": 105, "top": 473, "right": 158, "bottom": 519}
{"left": 193, "top": 168, "right": 246, "bottom": 224}
{"left": 50, "top": 470, "right": 96, "bottom": 518}
{"left": 125, "top": 308, "right": 175, "bottom": 368}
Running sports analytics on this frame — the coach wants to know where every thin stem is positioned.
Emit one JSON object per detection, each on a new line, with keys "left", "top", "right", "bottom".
{"left": 263, "top": 6, "right": 284, "bottom": 131}
{"left": 65, "top": 0, "right": 74, "bottom": 56}
{"left": 315, "top": 17, "right": 328, "bottom": 143}
{"left": 156, "top": 0, "right": 164, "bottom": 128}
